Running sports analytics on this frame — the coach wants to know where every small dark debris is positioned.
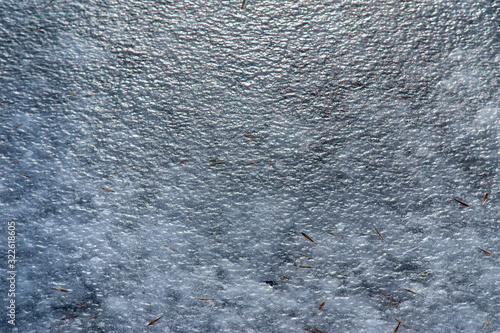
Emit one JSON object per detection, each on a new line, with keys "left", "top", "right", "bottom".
{"left": 264, "top": 281, "right": 277, "bottom": 287}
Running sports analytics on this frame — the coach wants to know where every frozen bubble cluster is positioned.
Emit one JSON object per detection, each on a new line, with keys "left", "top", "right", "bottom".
{"left": 1, "top": 1, "right": 499, "bottom": 332}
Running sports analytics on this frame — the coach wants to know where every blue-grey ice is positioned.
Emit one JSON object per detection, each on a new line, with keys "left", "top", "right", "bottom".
{"left": 0, "top": 1, "right": 499, "bottom": 332}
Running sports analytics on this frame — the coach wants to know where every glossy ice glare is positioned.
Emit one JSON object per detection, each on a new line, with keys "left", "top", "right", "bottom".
{"left": 1, "top": 1, "right": 499, "bottom": 332}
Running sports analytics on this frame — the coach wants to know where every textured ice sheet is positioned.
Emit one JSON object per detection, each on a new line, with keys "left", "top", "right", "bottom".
{"left": 1, "top": 1, "right": 499, "bottom": 332}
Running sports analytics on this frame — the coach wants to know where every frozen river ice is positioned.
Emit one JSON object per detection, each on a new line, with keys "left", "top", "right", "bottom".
{"left": 1, "top": 1, "right": 499, "bottom": 332}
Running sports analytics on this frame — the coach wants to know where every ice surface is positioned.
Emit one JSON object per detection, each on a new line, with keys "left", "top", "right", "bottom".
{"left": 1, "top": 1, "right": 499, "bottom": 332}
